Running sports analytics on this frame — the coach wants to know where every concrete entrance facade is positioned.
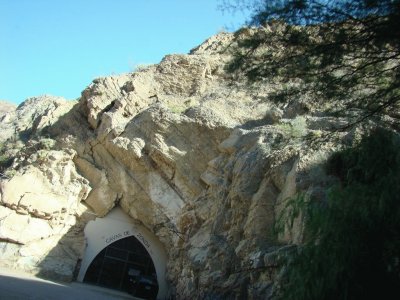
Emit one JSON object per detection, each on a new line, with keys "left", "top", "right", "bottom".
{"left": 77, "top": 207, "right": 168, "bottom": 299}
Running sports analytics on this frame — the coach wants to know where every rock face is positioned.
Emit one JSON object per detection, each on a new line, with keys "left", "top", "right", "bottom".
{"left": 0, "top": 30, "right": 381, "bottom": 298}
{"left": 0, "top": 101, "right": 17, "bottom": 143}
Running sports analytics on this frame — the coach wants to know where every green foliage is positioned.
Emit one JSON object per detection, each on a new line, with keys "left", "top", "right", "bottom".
{"left": 0, "top": 142, "right": 13, "bottom": 173}
{"left": 0, "top": 153, "right": 10, "bottom": 167}
{"left": 38, "top": 138, "right": 56, "bottom": 150}
{"left": 167, "top": 104, "right": 187, "bottom": 114}
{"left": 274, "top": 192, "right": 307, "bottom": 237}
{"left": 278, "top": 128, "right": 400, "bottom": 299}
{"left": 248, "top": 0, "right": 400, "bottom": 28}
{"left": 224, "top": 0, "right": 400, "bottom": 126}
{"left": 277, "top": 116, "right": 308, "bottom": 139}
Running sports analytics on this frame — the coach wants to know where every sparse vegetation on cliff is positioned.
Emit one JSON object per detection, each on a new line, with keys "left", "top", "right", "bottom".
{"left": 221, "top": 1, "right": 400, "bottom": 298}
{"left": 0, "top": 142, "right": 14, "bottom": 176}
{"left": 225, "top": 0, "right": 400, "bottom": 127}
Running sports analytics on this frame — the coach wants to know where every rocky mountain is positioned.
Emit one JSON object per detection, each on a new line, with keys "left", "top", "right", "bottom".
{"left": 0, "top": 28, "right": 393, "bottom": 299}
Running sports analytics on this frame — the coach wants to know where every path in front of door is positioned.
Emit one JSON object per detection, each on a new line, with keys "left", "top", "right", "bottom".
{"left": 0, "top": 267, "right": 140, "bottom": 300}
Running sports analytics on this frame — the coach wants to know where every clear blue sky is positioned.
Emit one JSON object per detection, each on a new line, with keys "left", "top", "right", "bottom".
{"left": 0, "top": 0, "right": 249, "bottom": 104}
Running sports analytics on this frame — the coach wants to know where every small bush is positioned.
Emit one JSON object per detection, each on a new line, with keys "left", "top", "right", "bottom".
{"left": 39, "top": 138, "right": 56, "bottom": 150}
{"left": 278, "top": 116, "right": 308, "bottom": 139}
{"left": 0, "top": 143, "right": 13, "bottom": 172}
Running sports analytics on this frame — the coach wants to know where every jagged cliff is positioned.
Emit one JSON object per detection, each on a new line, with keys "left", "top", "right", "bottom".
{"left": 0, "top": 28, "right": 386, "bottom": 299}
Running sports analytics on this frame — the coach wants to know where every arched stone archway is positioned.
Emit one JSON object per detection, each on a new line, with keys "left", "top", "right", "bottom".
{"left": 77, "top": 207, "right": 168, "bottom": 299}
{"left": 83, "top": 235, "right": 159, "bottom": 298}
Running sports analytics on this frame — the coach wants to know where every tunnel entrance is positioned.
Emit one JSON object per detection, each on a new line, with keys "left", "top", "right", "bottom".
{"left": 84, "top": 235, "right": 158, "bottom": 298}
{"left": 77, "top": 207, "right": 168, "bottom": 299}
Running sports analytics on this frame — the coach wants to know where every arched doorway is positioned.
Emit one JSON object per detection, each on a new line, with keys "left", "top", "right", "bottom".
{"left": 77, "top": 207, "right": 168, "bottom": 299}
{"left": 84, "top": 236, "right": 158, "bottom": 299}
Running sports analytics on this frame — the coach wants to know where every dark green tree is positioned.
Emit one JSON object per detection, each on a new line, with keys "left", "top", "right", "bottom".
{"left": 220, "top": 2, "right": 400, "bottom": 299}
{"left": 277, "top": 128, "right": 400, "bottom": 299}
{"left": 223, "top": 0, "right": 400, "bottom": 127}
